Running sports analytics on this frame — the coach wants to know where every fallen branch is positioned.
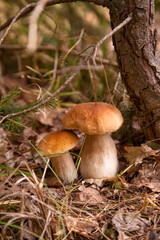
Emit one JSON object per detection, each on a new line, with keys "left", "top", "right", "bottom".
{"left": 61, "top": 28, "right": 84, "bottom": 65}
{"left": 27, "top": 0, "right": 49, "bottom": 52}
{"left": 0, "top": 0, "right": 108, "bottom": 33}
{"left": 0, "top": 44, "right": 118, "bottom": 67}
{"left": 48, "top": 49, "right": 58, "bottom": 92}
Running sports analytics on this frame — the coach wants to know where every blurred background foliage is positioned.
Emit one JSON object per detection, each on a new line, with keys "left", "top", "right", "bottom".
{"left": 0, "top": 0, "right": 160, "bottom": 143}
{"left": 0, "top": 0, "right": 115, "bottom": 100}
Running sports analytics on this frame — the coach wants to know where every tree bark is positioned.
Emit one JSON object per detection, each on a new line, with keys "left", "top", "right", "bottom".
{"left": 107, "top": 0, "right": 160, "bottom": 140}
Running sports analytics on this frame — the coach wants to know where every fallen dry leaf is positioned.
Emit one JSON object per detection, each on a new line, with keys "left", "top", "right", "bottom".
{"left": 35, "top": 107, "right": 65, "bottom": 128}
{"left": 112, "top": 208, "right": 149, "bottom": 234}
{"left": 23, "top": 127, "right": 37, "bottom": 139}
{"left": 118, "top": 231, "right": 130, "bottom": 240}
{"left": 132, "top": 162, "right": 160, "bottom": 192}
{"left": 124, "top": 144, "right": 159, "bottom": 164}
{"left": 65, "top": 215, "right": 99, "bottom": 237}
{"left": 82, "top": 176, "right": 117, "bottom": 187}
{"left": 0, "top": 128, "right": 8, "bottom": 164}
{"left": 72, "top": 186, "right": 106, "bottom": 203}
{"left": 5, "top": 149, "right": 14, "bottom": 167}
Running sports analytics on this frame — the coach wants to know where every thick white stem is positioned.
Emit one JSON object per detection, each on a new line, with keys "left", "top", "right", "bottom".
{"left": 51, "top": 152, "right": 77, "bottom": 183}
{"left": 80, "top": 133, "right": 119, "bottom": 179}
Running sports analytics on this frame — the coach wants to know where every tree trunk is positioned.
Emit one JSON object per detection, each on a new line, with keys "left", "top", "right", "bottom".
{"left": 107, "top": 0, "right": 160, "bottom": 140}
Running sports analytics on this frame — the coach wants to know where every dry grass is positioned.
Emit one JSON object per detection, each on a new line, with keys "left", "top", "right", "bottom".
{"left": 0, "top": 146, "right": 160, "bottom": 239}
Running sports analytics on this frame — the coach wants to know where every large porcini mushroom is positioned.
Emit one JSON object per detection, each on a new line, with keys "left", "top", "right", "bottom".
{"left": 62, "top": 102, "right": 123, "bottom": 179}
{"left": 37, "top": 130, "right": 79, "bottom": 183}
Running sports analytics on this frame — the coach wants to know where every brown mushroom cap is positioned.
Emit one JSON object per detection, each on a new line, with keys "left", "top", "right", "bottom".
{"left": 62, "top": 102, "right": 123, "bottom": 135}
{"left": 37, "top": 130, "right": 79, "bottom": 155}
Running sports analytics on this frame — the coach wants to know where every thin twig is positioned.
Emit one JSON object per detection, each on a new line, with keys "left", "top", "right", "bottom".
{"left": 39, "top": 158, "right": 50, "bottom": 190}
{"left": 0, "top": 0, "right": 108, "bottom": 32}
{"left": 0, "top": 1, "right": 57, "bottom": 46}
{"left": 112, "top": 72, "right": 121, "bottom": 98}
{"left": 42, "top": 9, "right": 57, "bottom": 34}
{"left": 39, "top": 210, "right": 52, "bottom": 240}
{"left": 61, "top": 28, "right": 84, "bottom": 65}
{"left": 14, "top": 65, "right": 103, "bottom": 79}
{"left": 27, "top": 0, "right": 48, "bottom": 52}
{"left": 20, "top": 190, "right": 25, "bottom": 240}
{"left": 92, "top": 14, "right": 133, "bottom": 65}
{"left": 0, "top": 4, "right": 35, "bottom": 45}
{"left": 87, "top": 61, "right": 94, "bottom": 86}
{"left": 0, "top": 47, "right": 95, "bottom": 124}
{"left": 97, "top": 49, "right": 114, "bottom": 105}
{"left": 88, "top": 61, "right": 97, "bottom": 102}
{"left": 55, "top": 64, "right": 103, "bottom": 74}
{"left": 0, "top": 44, "right": 118, "bottom": 67}
{"left": 48, "top": 49, "right": 58, "bottom": 92}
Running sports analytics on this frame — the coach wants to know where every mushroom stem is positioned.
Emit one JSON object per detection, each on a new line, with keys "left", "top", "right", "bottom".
{"left": 80, "top": 133, "right": 119, "bottom": 179}
{"left": 51, "top": 152, "right": 78, "bottom": 183}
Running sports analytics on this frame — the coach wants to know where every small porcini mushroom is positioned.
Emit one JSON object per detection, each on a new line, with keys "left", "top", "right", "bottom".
{"left": 37, "top": 130, "right": 79, "bottom": 183}
{"left": 62, "top": 102, "right": 123, "bottom": 179}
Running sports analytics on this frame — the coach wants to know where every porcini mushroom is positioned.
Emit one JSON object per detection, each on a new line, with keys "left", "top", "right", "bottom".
{"left": 62, "top": 102, "right": 123, "bottom": 179}
{"left": 37, "top": 130, "right": 79, "bottom": 183}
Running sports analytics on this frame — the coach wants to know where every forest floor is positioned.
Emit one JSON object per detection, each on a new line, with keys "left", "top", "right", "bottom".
{"left": 0, "top": 89, "right": 160, "bottom": 240}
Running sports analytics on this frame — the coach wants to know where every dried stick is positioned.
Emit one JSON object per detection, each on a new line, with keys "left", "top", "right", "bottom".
{"left": 112, "top": 72, "right": 121, "bottom": 98}
{"left": 0, "top": 3, "right": 37, "bottom": 45}
{"left": 20, "top": 190, "right": 25, "bottom": 240}
{"left": 39, "top": 210, "right": 52, "bottom": 240}
{"left": 61, "top": 28, "right": 84, "bottom": 65}
{"left": 0, "top": 44, "right": 118, "bottom": 67}
{"left": 0, "top": 47, "right": 95, "bottom": 124}
{"left": 87, "top": 60, "right": 97, "bottom": 102}
{"left": 0, "top": 0, "right": 108, "bottom": 32}
{"left": 0, "top": 1, "right": 55, "bottom": 46}
{"left": 92, "top": 14, "right": 133, "bottom": 65}
{"left": 27, "top": 0, "right": 48, "bottom": 52}
{"left": 48, "top": 49, "right": 59, "bottom": 92}
{"left": 54, "top": 64, "right": 103, "bottom": 74}
{"left": 89, "top": 61, "right": 97, "bottom": 103}
{"left": 97, "top": 49, "right": 114, "bottom": 105}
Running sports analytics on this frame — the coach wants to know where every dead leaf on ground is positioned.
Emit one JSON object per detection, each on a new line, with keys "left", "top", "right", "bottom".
{"left": 124, "top": 144, "right": 159, "bottom": 164}
{"left": 123, "top": 144, "right": 160, "bottom": 178}
{"left": 5, "top": 149, "right": 14, "bottom": 167}
{"left": 118, "top": 231, "right": 130, "bottom": 240}
{"left": 65, "top": 215, "right": 99, "bottom": 237}
{"left": 132, "top": 162, "right": 160, "bottom": 192}
{"left": 35, "top": 107, "right": 65, "bottom": 128}
{"left": 82, "top": 176, "right": 117, "bottom": 187}
{"left": 72, "top": 186, "right": 106, "bottom": 203}
{"left": 112, "top": 208, "right": 149, "bottom": 234}
{"left": 0, "top": 128, "right": 8, "bottom": 164}
{"left": 23, "top": 127, "right": 37, "bottom": 139}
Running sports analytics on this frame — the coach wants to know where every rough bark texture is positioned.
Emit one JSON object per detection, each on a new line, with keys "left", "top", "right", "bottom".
{"left": 107, "top": 0, "right": 160, "bottom": 140}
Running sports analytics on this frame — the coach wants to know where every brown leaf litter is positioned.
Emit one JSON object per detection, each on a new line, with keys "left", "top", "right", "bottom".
{"left": 0, "top": 111, "right": 160, "bottom": 239}
{"left": 71, "top": 186, "right": 106, "bottom": 204}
